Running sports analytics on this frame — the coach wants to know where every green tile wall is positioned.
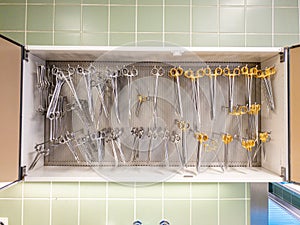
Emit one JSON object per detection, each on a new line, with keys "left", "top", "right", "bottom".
{"left": 0, "top": 0, "right": 298, "bottom": 47}
{"left": 0, "top": 182, "right": 250, "bottom": 225}
{"left": 0, "top": 1, "right": 297, "bottom": 224}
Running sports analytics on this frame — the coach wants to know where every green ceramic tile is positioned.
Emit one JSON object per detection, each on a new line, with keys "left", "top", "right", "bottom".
{"left": 220, "top": 0, "right": 244, "bottom": 5}
{"left": 246, "top": 7, "right": 271, "bottom": 33}
{"left": 52, "top": 200, "right": 78, "bottom": 225}
{"left": 27, "top": 32, "right": 53, "bottom": 45}
{"left": 220, "top": 7, "right": 245, "bottom": 33}
{"left": 111, "top": 0, "right": 135, "bottom": 4}
{"left": 107, "top": 200, "right": 134, "bottom": 225}
{"left": 82, "top": 33, "right": 108, "bottom": 45}
{"left": 24, "top": 200, "right": 50, "bottom": 225}
{"left": 110, "top": 33, "right": 135, "bottom": 46}
{"left": 83, "top": 6, "right": 108, "bottom": 32}
{"left": 219, "top": 34, "right": 245, "bottom": 47}
{"left": 220, "top": 183, "right": 245, "bottom": 198}
{"left": 0, "top": 32, "right": 25, "bottom": 45}
{"left": 246, "top": 183, "right": 250, "bottom": 198}
{"left": 192, "top": 7, "right": 218, "bottom": 32}
{"left": 191, "top": 200, "right": 218, "bottom": 225}
{"left": 0, "top": 0, "right": 25, "bottom": 2}
{"left": 54, "top": 32, "right": 81, "bottom": 45}
{"left": 28, "top": 0, "right": 53, "bottom": 3}
{"left": 82, "top": 0, "right": 108, "bottom": 3}
{"left": 27, "top": 5, "right": 53, "bottom": 31}
{"left": 0, "top": 6, "right": 25, "bottom": 30}
{"left": 275, "top": 0, "right": 298, "bottom": 7}
{"left": 138, "top": 0, "right": 162, "bottom": 5}
{"left": 0, "top": 200, "right": 22, "bottom": 225}
{"left": 0, "top": 183, "right": 22, "bottom": 198}
{"left": 164, "top": 183, "right": 190, "bottom": 199}
{"left": 193, "top": 0, "right": 217, "bottom": 5}
{"left": 165, "top": 33, "right": 190, "bottom": 46}
{"left": 136, "top": 200, "right": 162, "bottom": 224}
{"left": 52, "top": 182, "right": 78, "bottom": 198}
{"left": 165, "top": 6, "right": 190, "bottom": 32}
{"left": 24, "top": 182, "right": 51, "bottom": 198}
{"left": 137, "top": 6, "right": 163, "bottom": 32}
{"left": 164, "top": 200, "right": 190, "bottom": 225}
{"left": 274, "top": 35, "right": 299, "bottom": 47}
{"left": 55, "top": 5, "right": 81, "bottom": 31}
{"left": 192, "top": 33, "right": 218, "bottom": 47}
{"left": 246, "top": 0, "right": 271, "bottom": 5}
{"left": 80, "top": 182, "right": 106, "bottom": 198}
{"left": 80, "top": 200, "right": 106, "bottom": 225}
{"left": 137, "top": 33, "right": 163, "bottom": 46}
{"left": 110, "top": 6, "right": 135, "bottom": 32}
{"left": 136, "top": 182, "right": 162, "bottom": 198}
{"left": 191, "top": 183, "right": 218, "bottom": 199}
{"left": 56, "top": 0, "right": 81, "bottom": 3}
{"left": 275, "top": 8, "right": 299, "bottom": 33}
{"left": 220, "top": 200, "right": 245, "bottom": 225}
{"left": 108, "top": 182, "right": 134, "bottom": 198}
{"left": 165, "top": 0, "right": 190, "bottom": 5}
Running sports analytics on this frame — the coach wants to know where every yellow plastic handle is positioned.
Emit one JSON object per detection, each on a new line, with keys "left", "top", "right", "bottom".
{"left": 259, "top": 132, "right": 269, "bottom": 143}
{"left": 222, "top": 134, "right": 233, "bottom": 144}
{"left": 184, "top": 69, "right": 195, "bottom": 79}
{"left": 195, "top": 132, "right": 209, "bottom": 143}
{"left": 242, "top": 139, "right": 256, "bottom": 151}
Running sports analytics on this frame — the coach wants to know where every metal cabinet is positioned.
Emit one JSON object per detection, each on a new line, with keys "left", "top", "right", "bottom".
{"left": 1, "top": 34, "right": 299, "bottom": 186}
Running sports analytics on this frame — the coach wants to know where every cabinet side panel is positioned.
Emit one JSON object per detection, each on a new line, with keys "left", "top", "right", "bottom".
{"left": 261, "top": 55, "right": 287, "bottom": 176}
{"left": 21, "top": 53, "right": 45, "bottom": 172}
{"left": 289, "top": 47, "right": 300, "bottom": 183}
{"left": 0, "top": 37, "right": 22, "bottom": 181}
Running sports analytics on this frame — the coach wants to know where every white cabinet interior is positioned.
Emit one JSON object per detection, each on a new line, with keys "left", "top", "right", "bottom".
{"left": 21, "top": 46, "right": 287, "bottom": 182}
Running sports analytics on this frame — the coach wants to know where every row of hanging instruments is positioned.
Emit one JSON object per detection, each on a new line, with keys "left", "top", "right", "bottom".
{"left": 30, "top": 61, "right": 276, "bottom": 172}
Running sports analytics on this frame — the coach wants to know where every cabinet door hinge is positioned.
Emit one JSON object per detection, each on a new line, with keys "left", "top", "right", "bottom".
{"left": 22, "top": 48, "right": 29, "bottom": 62}
{"left": 281, "top": 167, "right": 287, "bottom": 180}
{"left": 21, "top": 166, "right": 27, "bottom": 180}
{"left": 280, "top": 51, "right": 285, "bottom": 63}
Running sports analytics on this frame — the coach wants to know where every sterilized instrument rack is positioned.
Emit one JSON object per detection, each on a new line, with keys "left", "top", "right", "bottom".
{"left": 30, "top": 58, "right": 277, "bottom": 171}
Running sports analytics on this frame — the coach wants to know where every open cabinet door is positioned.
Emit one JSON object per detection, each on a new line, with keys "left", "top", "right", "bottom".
{"left": 289, "top": 45, "right": 300, "bottom": 183}
{"left": 0, "top": 35, "right": 24, "bottom": 188}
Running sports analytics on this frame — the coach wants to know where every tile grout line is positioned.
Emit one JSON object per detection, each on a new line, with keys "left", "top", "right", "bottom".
{"left": 189, "top": 182, "right": 192, "bottom": 225}
{"left": 52, "top": 0, "right": 55, "bottom": 45}
{"left": 272, "top": 0, "right": 275, "bottom": 47}
{"left": 80, "top": 0, "right": 83, "bottom": 45}
{"left": 105, "top": 182, "right": 108, "bottom": 225}
{"left": 134, "top": 182, "right": 137, "bottom": 221}
{"left": 24, "top": 0, "right": 27, "bottom": 45}
{"left": 162, "top": 0, "right": 165, "bottom": 47}
{"left": 107, "top": 0, "right": 110, "bottom": 46}
{"left": 217, "top": 0, "right": 220, "bottom": 47}
{"left": 135, "top": 0, "right": 138, "bottom": 46}
{"left": 245, "top": 183, "right": 248, "bottom": 225}
{"left": 217, "top": 182, "right": 220, "bottom": 225}
{"left": 50, "top": 182, "right": 53, "bottom": 225}
{"left": 189, "top": 0, "right": 192, "bottom": 47}
{"left": 162, "top": 182, "right": 165, "bottom": 219}
{"left": 298, "top": 0, "right": 300, "bottom": 41}
{"left": 244, "top": 0, "right": 247, "bottom": 47}
{"left": 78, "top": 182, "right": 81, "bottom": 225}
{"left": 21, "top": 182, "right": 24, "bottom": 225}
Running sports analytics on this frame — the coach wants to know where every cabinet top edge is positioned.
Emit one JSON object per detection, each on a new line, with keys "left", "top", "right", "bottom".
{"left": 27, "top": 45, "right": 283, "bottom": 53}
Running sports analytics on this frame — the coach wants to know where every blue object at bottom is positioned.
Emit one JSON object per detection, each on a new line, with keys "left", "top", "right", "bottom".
{"left": 269, "top": 199, "right": 300, "bottom": 225}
